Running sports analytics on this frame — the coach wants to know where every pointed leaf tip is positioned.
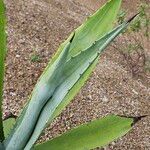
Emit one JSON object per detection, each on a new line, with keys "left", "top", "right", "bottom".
{"left": 3, "top": 112, "right": 17, "bottom": 121}
{"left": 127, "top": 13, "right": 140, "bottom": 23}
{"left": 132, "top": 115, "right": 147, "bottom": 126}
{"left": 34, "top": 115, "right": 137, "bottom": 150}
{"left": 118, "top": 115, "right": 147, "bottom": 126}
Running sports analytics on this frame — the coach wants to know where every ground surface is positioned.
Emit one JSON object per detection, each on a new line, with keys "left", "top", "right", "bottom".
{"left": 3, "top": 0, "right": 150, "bottom": 149}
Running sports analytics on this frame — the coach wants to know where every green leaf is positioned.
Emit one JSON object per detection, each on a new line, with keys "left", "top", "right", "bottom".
{"left": 5, "top": 0, "right": 122, "bottom": 148}
{"left": 50, "top": 0, "right": 122, "bottom": 62}
{"left": 34, "top": 115, "right": 136, "bottom": 150}
{"left": 4, "top": 39, "right": 72, "bottom": 150}
{"left": 46, "top": 0, "right": 122, "bottom": 120}
{"left": 68, "top": 0, "right": 122, "bottom": 57}
{"left": 3, "top": 118, "right": 16, "bottom": 138}
{"left": 24, "top": 21, "right": 130, "bottom": 149}
{"left": 0, "top": 142, "right": 4, "bottom": 150}
{"left": 0, "top": 0, "right": 6, "bottom": 142}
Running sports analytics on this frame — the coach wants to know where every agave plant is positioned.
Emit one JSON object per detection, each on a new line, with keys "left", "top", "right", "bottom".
{"left": 0, "top": 0, "right": 144, "bottom": 150}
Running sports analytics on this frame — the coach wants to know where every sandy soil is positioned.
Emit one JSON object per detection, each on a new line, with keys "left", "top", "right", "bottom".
{"left": 3, "top": 0, "right": 150, "bottom": 149}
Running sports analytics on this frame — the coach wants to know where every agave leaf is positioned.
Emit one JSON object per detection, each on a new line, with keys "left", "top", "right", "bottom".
{"left": 3, "top": 118, "right": 16, "bottom": 138}
{"left": 46, "top": 0, "right": 122, "bottom": 121}
{"left": 34, "top": 115, "right": 141, "bottom": 150}
{"left": 24, "top": 21, "right": 131, "bottom": 149}
{"left": 23, "top": 1, "right": 122, "bottom": 148}
{"left": 5, "top": 0, "right": 122, "bottom": 148}
{"left": 68, "top": 0, "right": 122, "bottom": 58}
{"left": 50, "top": 0, "right": 122, "bottom": 63}
{"left": 0, "top": 142, "right": 4, "bottom": 150}
{"left": 0, "top": 0, "right": 6, "bottom": 142}
{"left": 4, "top": 38, "right": 72, "bottom": 150}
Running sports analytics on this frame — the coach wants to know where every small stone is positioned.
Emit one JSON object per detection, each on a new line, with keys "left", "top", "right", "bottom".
{"left": 10, "top": 92, "right": 16, "bottom": 96}
{"left": 16, "top": 54, "right": 20, "bottom": 58}
{"left": 87, "top": 95, "right": 92, "bottom": 100}
{"left": 132, "top": 89, "right": 138, "bottom": 95}
{"left": 102, "top": 95, "right": 109, "bottom": 103}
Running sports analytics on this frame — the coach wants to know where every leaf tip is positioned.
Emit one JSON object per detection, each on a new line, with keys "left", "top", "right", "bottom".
{"left": 117, "top": 115, "right": 147, "bottom": 126}
{"left": 3, "top": 112, "right": 17, "bottom": 121}
{"left": 131, "top": 115, "right": 147, "bottom": 126}
{"left": 127, "top": 13, "right": 140, "bottom": 23}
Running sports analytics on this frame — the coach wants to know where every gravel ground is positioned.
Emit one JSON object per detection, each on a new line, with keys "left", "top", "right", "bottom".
{"left": 3, "top": 0, "right": 150, "bottom": 149}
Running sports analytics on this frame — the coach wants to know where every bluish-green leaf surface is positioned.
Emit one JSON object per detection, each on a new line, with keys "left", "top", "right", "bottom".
{"left": 25, "top": 21, "right": 130, "bottom": 150}
{"left": 4, "top": 40, "right": 72, "bottom": 150}
{"left": 0, "top": 142, "right": 5, "bottom": 150}
{"left": 4, "top": 0, "right": 123, "bottom": 149}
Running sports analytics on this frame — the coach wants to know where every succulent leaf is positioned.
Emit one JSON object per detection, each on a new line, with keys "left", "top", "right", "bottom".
{"left": 3, "top": 118, "right": 16, "bottom": 138}
{"left": 0, "top": 0, "right": 6, "bottom": 142}
{"left": 67, "top": 0, "right": 122, "bottom": 58}
{"left": 45, "top": 0, "right": 122, "bottom": 125}
{"left": 24, "top": 21, "right": 130, "bottom": 149}
{"left": 0, "top": 142, "right": 4, "bottom": 150}
{"left": 34, "top": 115, "right": 138, "bottom": 150}
{"left": 4, "top": 38, "right": 72, "bottom": 150}
{"left": 48, "top": 0, "right": 122, "bottom": 63}
{"left": 5, "top": 0, "right": 123, "bottom": 149}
